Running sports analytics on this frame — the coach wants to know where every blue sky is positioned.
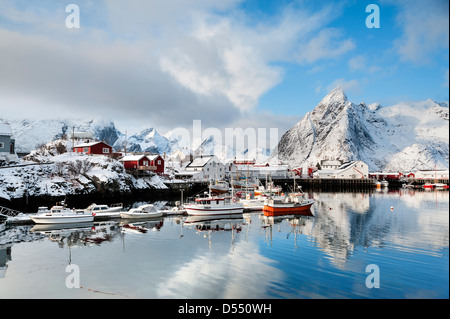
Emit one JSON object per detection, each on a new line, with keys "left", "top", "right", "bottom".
{"left": 0, "top": 0, "right": 448, "bottom": 134}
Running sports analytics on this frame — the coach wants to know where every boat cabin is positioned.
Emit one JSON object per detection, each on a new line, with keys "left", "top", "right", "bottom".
{"left": 195, "top": 196, "right": 235, "bottom": 206}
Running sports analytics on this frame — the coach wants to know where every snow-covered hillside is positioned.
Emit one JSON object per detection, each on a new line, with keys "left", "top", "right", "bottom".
{"left": 0, "top": 139, "right": 167, "bottom": 201}
{"left": 2, "top": 118, "right": 120, "bottom": 154}
{"left": 272, "top": 88, "right": 449, "bottom": 172}
{"left": 4, "top": 117, "right": 270, "bottom": 164}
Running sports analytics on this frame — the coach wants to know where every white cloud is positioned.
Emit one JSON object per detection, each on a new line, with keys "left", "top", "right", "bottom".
{"left": 392, "top": 0, "right": 449, "bottom": 64}
{"left": 348, "top": 55, "right": 380, "bottom": 73}
{"left": 0, "top": 0, "right": 357, "bottom": 132}
{"left": 326, "top": 78, "right": 361, "bottom": 95}
{"left": 296, "top": 28, "right": 355, "bottom": 64}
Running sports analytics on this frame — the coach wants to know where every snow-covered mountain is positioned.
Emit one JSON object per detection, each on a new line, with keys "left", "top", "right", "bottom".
{"left": 2, "top": 118, "right": 120, "bottom": 154}
{"left": 4, "top": 117, "right": 269, "bottom": 163}
{"left": 272, "top": 88, "right": 449, "bottom": 172}
{"left": 4, "top": 88, "right": 448, "bottom": 172}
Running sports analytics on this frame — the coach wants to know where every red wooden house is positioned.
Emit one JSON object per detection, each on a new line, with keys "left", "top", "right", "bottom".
{"left": 147, "top": 154, "right": 165, "bottom": 174}
{"left": 120, "top": 154, "right": 164, "bottom": 174}
{"left": 72, "top": 141, "right": 113, "bottom": 155}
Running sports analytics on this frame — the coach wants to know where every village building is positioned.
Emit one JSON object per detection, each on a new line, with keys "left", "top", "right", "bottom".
{"left": 177, "top": 155, "right": 225, "bottom": 181}
{"left": 369, "top": 172, "right": 404, "bottom": 180}
{"left": 225, "top": 161, "right": 291, "bottom": 180}
{"left": 315, "top": 160, "right": 369, "bottom": 179}
{"left": 414, "top": 169, "right": 449, "bottom": 181}
{"left": 72, "top": 141, "right": 114, "bottom": 156}
{"left": 320, "top": 159, "right": 343, "bottom": 170}
{"left": 120, "top": 154, "right": 165, "bottom": 174}
{"left": 0, "top": 122, "right": 18, "bottom": 164}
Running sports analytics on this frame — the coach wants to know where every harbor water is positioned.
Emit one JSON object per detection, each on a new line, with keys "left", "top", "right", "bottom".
{"left": 0, "top": 189, "right": 448, "bottom": 299}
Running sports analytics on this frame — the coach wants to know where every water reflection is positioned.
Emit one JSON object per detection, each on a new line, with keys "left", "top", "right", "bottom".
{"left": 183, "top": 215, "right": 245, "bottom": 251}
{"left": 30, "top": 221, "right": 122, "bottom": 248}
{"left": 259, "top": 213, "right": 314, "bottom": 249}
{"left": 120, "top": 219, "right": 164, "bottom": 234}
{"left": 0, "top": 189, "right": 448, "bottom": 298}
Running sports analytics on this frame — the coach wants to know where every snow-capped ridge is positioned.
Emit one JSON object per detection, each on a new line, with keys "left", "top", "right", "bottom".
{"left": 273, "top": 89, "right": 449, "bottom": 172}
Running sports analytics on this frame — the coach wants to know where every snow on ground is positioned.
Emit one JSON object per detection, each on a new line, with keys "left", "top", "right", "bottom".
{"left": 0, "top": 140, "right": 168, "bottom": 200}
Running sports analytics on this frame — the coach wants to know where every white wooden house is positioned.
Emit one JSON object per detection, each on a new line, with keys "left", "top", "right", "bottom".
{"left": 182, "top": 155, "right": 225, "bottom": 181}
{"left": 315, "top": 161, "right": 369, "bottom": 179}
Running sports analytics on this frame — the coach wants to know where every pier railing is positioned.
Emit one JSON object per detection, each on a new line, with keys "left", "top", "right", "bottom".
{"left": 0, "top": 206, "right": 23, "bottom": 218}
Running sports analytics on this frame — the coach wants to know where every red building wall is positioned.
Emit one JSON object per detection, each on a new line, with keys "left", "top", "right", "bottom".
{"left": 149, "top": 156, "right": 164, "bottom": 173}
{"left": 73, "top": 142, "right": 112, "bottom": 155}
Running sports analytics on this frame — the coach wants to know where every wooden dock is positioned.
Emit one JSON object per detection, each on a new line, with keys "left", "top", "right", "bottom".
{"left": 271, "top": 178, "right": 376, "bottom": 191}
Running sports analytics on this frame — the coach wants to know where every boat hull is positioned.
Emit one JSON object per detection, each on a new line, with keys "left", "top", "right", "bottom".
{"left": 30, "top": 214, "right": 94, "bottom": 224}
{"left": 119, "top": 212, "right": 163, "bottom": 219}
{"left": 185, "top": 205, "right": 243, "bottom": 216}
{"left": 263, "top": 202, "right": 314, "bottom": 217}
{"left": 93, "top": 212, "right": 121, "bottom": 219}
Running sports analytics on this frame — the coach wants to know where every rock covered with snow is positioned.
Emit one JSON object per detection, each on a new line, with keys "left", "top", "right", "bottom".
{"left": 272, "top": 88, "right": 449, "bottom": 172}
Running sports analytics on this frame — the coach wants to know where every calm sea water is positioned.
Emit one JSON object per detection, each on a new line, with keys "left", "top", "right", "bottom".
{"left": 1, "top": 189, "right": 448, "bottom": 299}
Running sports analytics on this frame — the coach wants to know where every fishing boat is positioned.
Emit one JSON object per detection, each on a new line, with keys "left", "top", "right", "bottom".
{"left": 254, "top": 181, "right": 282, "bottom": 196}
{"left": 30, "top": 205, "right": 94, "bottom": 224}
{"left": 85, "top": 203, "right": 123, "bottom": 219}
{"left": 422, "top": 182, "right": 435, "bottom": 189}
{"left": 239, "top": 192, "right": 272, "bottom": 211}
{"left": 120, "top": 204, "right": 162, "bottom": 219}
{"left": 263, "top": 191, "right": 314, "bottom": 217}
{"left": 184, "top": 194, "right": 244, "bottom": 216}
{"left": 210, "top": 180, "right": 230, "bottom": 195}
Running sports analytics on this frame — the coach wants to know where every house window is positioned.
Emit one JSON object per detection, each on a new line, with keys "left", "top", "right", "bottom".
{"left": 103, "top": 148, "right": 110, "bottom": 154}
{"left": 157, "top": 160, "right": 161, "bottom": 165}
{"left": 0, "top": 142, "right": 4, "bottom": 149}
{"left": 143, "top": 161, "right": 149, "bottom": 166}
{"left": 83, "top": 147, "right": 89, "bottom": 153}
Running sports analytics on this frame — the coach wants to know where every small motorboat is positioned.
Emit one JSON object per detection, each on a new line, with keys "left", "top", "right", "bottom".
{"left": 120, "top": 204, "right": 162, "bottom": 219}
{"left": 30, "top": 205, "right": 94, "bottom": 224}
{"left": 85, "top": 203, "right": 123, "bottom": 219}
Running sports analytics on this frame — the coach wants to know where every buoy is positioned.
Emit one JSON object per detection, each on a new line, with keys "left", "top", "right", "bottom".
{"left": 390, "top": 206, "right": 394, "bottom": 211}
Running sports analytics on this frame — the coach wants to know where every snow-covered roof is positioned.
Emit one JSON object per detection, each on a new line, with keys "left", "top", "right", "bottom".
{"left": 0, "top": 123, "right": 13, "bottom": 136}
{"left": 187, "top": 155, "right": 215, "bottom": 167}
{"left": 120, "top": 154, "right": 162, "bottom": 162}
{"left": 74, "top": 141, "right": 109, "bottom": 148}
{"left": 337, "top": 161, "right": 361, "bottom": 171}
{"left": 120, "top": 155, "right": 148, "bottom": 162}
{"left": 146, "top": 154, "right": 162, "bottom": 161}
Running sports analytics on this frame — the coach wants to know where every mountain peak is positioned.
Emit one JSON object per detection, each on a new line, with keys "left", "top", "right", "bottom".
{"left": 320, "top": 87, "right": 348, "bottom": 104}
{"left": 312, "top": 88, "right": 349, "bottom": 118}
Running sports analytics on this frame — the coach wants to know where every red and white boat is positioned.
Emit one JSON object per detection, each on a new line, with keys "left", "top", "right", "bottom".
{"left": 185, "top": 195, "right": 243, "bottom": 216}
{"left": 263, "top": 192, "right": 314, "bottom": 217}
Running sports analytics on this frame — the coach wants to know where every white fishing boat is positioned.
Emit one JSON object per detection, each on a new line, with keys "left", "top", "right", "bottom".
{"left": 239, "top": 193, "right": 266, "bottom": 211}
{"left": 85, "top": 203, "right": 123, "bottom": 218}
{"left": 120, "top": 204, "right": 163, "bottom": 219}
{"left": 185, "top": 195, "right": 243, "bottom": 216}
{"left": 30, "top": 205, "right": 94, "bottom": 224}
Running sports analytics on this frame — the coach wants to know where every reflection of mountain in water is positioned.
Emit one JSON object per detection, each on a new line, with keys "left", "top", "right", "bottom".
{"left": 309, "top": 190, "right": 449, "bottom": 269}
